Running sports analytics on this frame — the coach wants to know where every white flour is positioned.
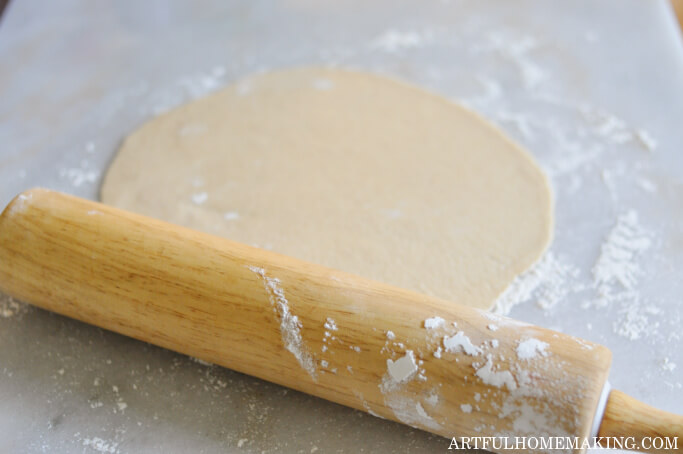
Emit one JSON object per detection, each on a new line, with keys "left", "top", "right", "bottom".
{"left": 82, "top": 437, "right": 119, "bottom": 454}
{"left": 612, "top": 302, "right": 661, "bottom": 341}
{"left": 516, "top": 338, "right": 549, "bottom": 360}
{"left": 369, "top": 29, "right": 434, "bottom": 53}
{"left": 443, "top": 332, "right": 482, "bottom": 356}
{"left": 592, "top": 210, "right": 652, "bottom": 308}
{"left": 472, "top": 33, "right": 546, "bottom": 89}
{"left": 324, "top": 318, "right": 338, "bottom": 331}
{"left": 474, "top": 354, "right": 517, "bottom": 391}
{"left": 384, "top": 351, "right": 418, "bottom": 387}
{"left": 383, "top": 394, "right": 441, "bottom": 431}
{"left": 379, "top": 348, "right": 441, "bottom": 430}
{"left": 6, "top": 18, "right": 678, "bottom": 450}
{"left": 191, "top": 192, "right": 208, "bottom": 205}
{"left": 494, "top": 252, "right": 580, "bottom": 314}
{"left": 423, "top": 316, "right": 445, "bottom": 329}
{"left": 662, "top": 358, "right": 677, "bottom": 372}
{"left": 0, "top": 294, "right": 29, "bottom": 319}
{"left": 248, "top": 266, "right": 317, "bottom": 380}
{"left": 59, "top": 161, "right": 100, "bottom": 187}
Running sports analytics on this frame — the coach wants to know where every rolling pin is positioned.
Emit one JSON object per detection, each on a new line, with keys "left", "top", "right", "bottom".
{"left": 0, "top": 188, "right": 681, "bottom": 453}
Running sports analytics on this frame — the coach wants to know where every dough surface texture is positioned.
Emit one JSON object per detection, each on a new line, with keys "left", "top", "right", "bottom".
{"left": 101, "top": 67, "right": 553, "bottom": 310}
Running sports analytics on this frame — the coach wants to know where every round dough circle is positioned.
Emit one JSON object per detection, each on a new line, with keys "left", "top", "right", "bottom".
{"left": 101, "top": 67, "right": 552, "bottom": 310}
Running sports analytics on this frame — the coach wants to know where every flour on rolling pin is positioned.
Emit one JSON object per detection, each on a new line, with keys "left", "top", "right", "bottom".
{"left": 248, "top": 266, "right": 318, "bottom": 380}
{"left": 5, "top": 189, "right": 681, "bottom": 452}
{"left": 371, "top": 313, "right": 595, "bottom": 436}
{"left": 240, "top": 266, "right": 577, "bottom": 434}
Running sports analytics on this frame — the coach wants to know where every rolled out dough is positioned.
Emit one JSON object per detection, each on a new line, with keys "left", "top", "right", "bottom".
{"left": 101, "top": 67, "right": 552, "bottom": 310}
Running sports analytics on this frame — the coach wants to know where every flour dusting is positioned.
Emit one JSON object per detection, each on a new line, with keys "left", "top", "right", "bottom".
{"left": 59, "top": 161, "right": 99, "bottom": 187}
{"left": 494, "top": 252, "right": 580, "bottom": 315}
{"left": 612, "top": 302, "right": 661, "bottom": 341}
{"left": 516, "top": 338, "right": 549, "bottom": 360}
{"left": 248, "top": 266, "right": 317, "bottom": 380}
{"left": 474, "top": 354, "right": 517, "bottom": 391}
{"left": 379, "top": 349, "right": 440, "bottom": 430}
{"left": 383, "top": 394, "right": 441, "bottom": 431}
{"left": 191, "top": 192, "right": 208, "bottom": 205}
{"left": 423, "top": 316, "right": 445, "bottom": 329}
{"left": 0, "top": 294, "right": 29, "bottom": 319}
{"left": 443, "top": 332, "right": 482, "bottom": 356}
{"left": 370, "top": 29, "right": 433, "bottom": 53}
{"left": 82, "top": 437, "right": 119, "bottom": 453}
{"left": 662, "top": 358, "right": 677, "bottom": 372}
{"left": 591, "top": 210, "right": 651, "bottom": 308}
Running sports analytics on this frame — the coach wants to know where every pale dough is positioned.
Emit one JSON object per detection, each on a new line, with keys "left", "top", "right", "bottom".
{"left": 101, "top": 67, "right": 552, "bottom": 310}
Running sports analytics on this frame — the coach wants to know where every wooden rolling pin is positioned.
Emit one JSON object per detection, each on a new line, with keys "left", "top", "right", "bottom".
{"left": 0, "top": 188, "right": 681, "bottom": 453}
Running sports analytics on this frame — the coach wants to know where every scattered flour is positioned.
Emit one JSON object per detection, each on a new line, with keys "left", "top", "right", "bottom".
{"left": 0, "top": 294, "right": 29, "bottom": 319}
{"left": 460, "top": 403, "right": 473, "bottom": 413}
{"left": 150, "top": 66, "right": 227, "bottom": 114}
{"left": 383, "top": 394, "right": 441, "bottom": 431}
{"left": 474, "top": 354, "right": 517, "bottom": 391}
{"left": 588, "top": 211, "right": 661, "bottom": 340}
{"left": 662, "top": 358, "right": 677, "bottom": 372}
{"left": 516, "top": 338, "right": 549, "bottom": 360}
{"left": 82, "top": 437, "right": 119, "bottom": 454}
{"left": 494, "top": 252, "right": 580, "bottom": 314}
{"left": 473, "top": 32, "right": 546, "bottom": 89}
{"left": 636, "top": 177, "right": 658, "bottom": 193}
{"left": 370, "top": 29, "right": 434, "bottom": 53}
{"left": 177, "top": 66, "right": 226, "bottom": 100}
{"left": 423, "top": 316, "right": 445, "bottom": 329}
{"left": 59, "top": 161, "right": 99, "bottom": 187}
{"left": 635, "top": 129, "right": 658, "bottom": 152}
{"left": 612, "top": 302, "right": 661, "bottom": 341}
{"left": 189, "top": 356, "right": 213, "bottom": 367}
{"left": 442, "top": 332, "right": 482, "bottom": 356}
{"left": 191, "top": 192, "right": 208, "bottom": 205}
{"left": 380, "top": 350, "right": 440, "bottom": 430}
{"left": 592, "top": 210, "right": 652, "bottom": 307}
{"left": 324, "top": 318, "right": 338, "bottom": 331}
{"left": 581, "top": 107, "right": 633, "bottom": 145}
{"left": 424, "top": 392, "right": 439, "bottom": 407}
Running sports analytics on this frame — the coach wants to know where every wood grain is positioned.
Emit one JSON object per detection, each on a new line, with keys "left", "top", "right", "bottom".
{"left": 599, "top": 389, "right": 683, "bottom": 453}
{"left": 0, "top": 189, "right": 615, "bottom": 452}
{"left": 672, "top": 0, "right": 683, "bottom": 33}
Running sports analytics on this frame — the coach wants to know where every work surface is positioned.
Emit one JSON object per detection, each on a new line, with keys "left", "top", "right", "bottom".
{"left": 1, "top": 1, "right": 682, "bottom": 453}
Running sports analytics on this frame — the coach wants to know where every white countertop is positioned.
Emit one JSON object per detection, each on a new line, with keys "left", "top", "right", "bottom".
{"left": 1, "top": 1, "right": 682, "bottom": 452}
